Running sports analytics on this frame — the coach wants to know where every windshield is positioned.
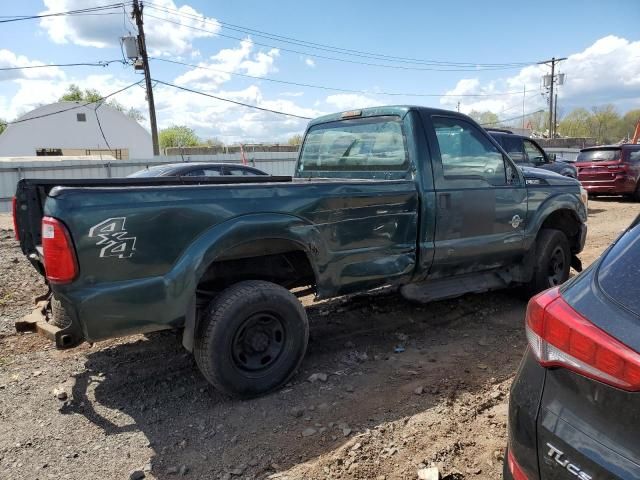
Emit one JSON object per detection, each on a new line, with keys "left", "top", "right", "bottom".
{"left": 298, "top": 116, "right": 408, "bottom": 172}
{"left": 598, "top": 219, "right": 640, "bottom": 317}
{"left": 576, "top": 149, "right": 620, "bottom": 163}
{"left": 128, "top": 165, "right": 177, "bottom": 177}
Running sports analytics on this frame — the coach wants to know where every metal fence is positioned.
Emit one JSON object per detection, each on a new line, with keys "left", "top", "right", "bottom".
{"left": 0, "top": 152, "right": 299, "bottom": 212}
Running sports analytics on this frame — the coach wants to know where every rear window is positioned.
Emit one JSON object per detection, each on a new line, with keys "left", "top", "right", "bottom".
{"left": 298, "top": 116, "right": 408, "bottom": 171}
{"left": 598, "top": 219, "right": 640, "bottom": 317}
{"left": 577, "top": 149, "right": 620, "bottom": 162}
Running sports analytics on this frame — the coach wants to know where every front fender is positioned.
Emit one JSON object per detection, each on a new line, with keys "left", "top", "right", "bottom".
{"left": 525, "top": 191, "right": 587, "bottom": 249}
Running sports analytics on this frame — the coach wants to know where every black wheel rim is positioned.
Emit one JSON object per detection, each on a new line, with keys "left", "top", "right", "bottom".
{"left": 231, "top": 312, "right": 286, "bottom": 372}
{"left": 547, "top": 246, "right": 566, "bottom": 286}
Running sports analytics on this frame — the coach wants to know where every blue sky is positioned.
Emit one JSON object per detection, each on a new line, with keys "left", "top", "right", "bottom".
{"left": 1, "top": 0, "right": 639, "bottom": 142}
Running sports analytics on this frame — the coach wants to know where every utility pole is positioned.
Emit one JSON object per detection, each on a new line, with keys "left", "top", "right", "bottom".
{"left": 522, "top": 85, "right": 526, "bottom": 129}
{"left": 553, "top": 93, "right": 558, "bottom": 138}
{"left": 538, "top": 57, "right": 566, "bottom": 139}
{"left": 132, "top": 0, "right": 159, "bottom": 155}
{"left": 457, "top": 101, "right": 460, "bottom": 112}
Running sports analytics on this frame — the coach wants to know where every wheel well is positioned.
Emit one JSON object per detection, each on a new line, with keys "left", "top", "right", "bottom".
{"left": 197, "top": 243, "right": 316, "bottom": 295}
{"left": 539, "top": 209, "right": 582, "bottom": 252}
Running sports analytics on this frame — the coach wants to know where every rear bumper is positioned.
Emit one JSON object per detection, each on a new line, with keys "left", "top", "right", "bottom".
{"left": 15, "top": 297, "right": 85, "bottom": 349}
{"left": 580, "top": 175, "right": 636, "bottom": 194}
{"left": 538, "top": 369, "right": 640, "bottom": 479}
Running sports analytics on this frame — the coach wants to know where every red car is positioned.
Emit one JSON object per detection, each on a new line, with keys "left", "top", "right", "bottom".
{"left": 576, "top": 144, "right": 640, "bottom": 200}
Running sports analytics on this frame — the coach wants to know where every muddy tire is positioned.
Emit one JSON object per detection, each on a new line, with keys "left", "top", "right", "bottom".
{"left": 50, "top": 295, "right": 72, "bottom": 329}
{"left": 524, "top": 228, "right": 571, "bottom": 296}
{"left": 194, "top": 280, "right": 309, "bottom": 398}
{"left": 634, "top": 182, "right": 640, "bottom": 202}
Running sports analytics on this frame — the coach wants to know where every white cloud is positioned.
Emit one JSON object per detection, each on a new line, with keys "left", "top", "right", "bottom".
{"left": 151, "top": 82, "right": 321, "bottom": 143}
{"left": 325, "top": 93, "right": 380, "bottom": 111}
{"left": 39, "top": 0, "right": 219, "bottom": 56}
{"left": 0, "top": 49, "right": 65, "bottom": 82}
{"left": 440, "top": 35, "right": 640, "bottom": 117}
{"left": 280, "top": 91, "right": 304, "bottom": 97}
{"left": 174, "top": 39, "right": 279, "bottom": 90}
{"left": 305, "top": 58, "right": 316, "bottom": 68}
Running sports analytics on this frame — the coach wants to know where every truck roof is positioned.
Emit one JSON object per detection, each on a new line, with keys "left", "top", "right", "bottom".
{"left": 307, "top": 105, "right": 469, "bottom": 127}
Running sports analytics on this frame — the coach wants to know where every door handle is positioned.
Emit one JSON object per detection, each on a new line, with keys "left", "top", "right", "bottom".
{"left": 438, "top": 193, "right": 451, "bottom": 209}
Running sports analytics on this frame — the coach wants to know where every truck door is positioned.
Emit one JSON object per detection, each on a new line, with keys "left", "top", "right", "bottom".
{"left": 423, "top": 114, "right": 527, "bottom": 278}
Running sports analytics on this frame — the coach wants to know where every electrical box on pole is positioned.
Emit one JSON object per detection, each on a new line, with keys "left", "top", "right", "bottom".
{"left": 121, "top": 36, "right": 140, "bottom": 60}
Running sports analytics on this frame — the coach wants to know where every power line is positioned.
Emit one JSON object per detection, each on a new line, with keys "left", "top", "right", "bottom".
{"left": 144, "top": 2, "right": 534, "bottom": 69}
{"left": 0, "top": 3, "right": 130, "bottom": 23}
{"left": 0, "top": 60, "right": 125, "bottom": 71}
{"left": 152, "top": 79, "right": 312, "bottom": 120}
{"left": 143, "top": 12, "right": 532, "bottom": 73}
{"left": 150, "top": 57, "right": 527, "bottom": 98}
{"left": 94, "top": 105, "right": 114, "bottom": 154}
{"left": 480, "top": 109, "right": 545, "bottom": 126}
{"left": 0, "top": 80, "right": 143, "bottom": 127}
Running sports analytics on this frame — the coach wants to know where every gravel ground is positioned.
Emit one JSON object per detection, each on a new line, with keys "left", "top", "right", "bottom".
{"left": 0, "top": 198, "right": 638, "bottom": 480}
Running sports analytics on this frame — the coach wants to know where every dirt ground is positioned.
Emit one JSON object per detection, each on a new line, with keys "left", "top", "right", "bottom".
{"left": 0, "top": 198, "right": 638, "bottom": 480}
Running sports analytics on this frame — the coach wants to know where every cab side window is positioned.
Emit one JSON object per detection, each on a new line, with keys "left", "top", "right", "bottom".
{"left": 433, "top": 117, "right": 506, "bottom": 186}
{"left": 523, "top": 140, "right": 546, "bottom": 164}
{"left": 501, "top": 136, "right": 525, "bottom": 163}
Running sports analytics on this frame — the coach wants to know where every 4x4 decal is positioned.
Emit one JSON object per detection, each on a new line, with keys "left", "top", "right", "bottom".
{"left": 88, "top": 217, "right": 137, "bottom": 259}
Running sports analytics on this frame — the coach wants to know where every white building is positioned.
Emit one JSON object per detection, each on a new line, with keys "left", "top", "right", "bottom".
{"left": 0, "top": 102, "right": 153, "bottom": 159}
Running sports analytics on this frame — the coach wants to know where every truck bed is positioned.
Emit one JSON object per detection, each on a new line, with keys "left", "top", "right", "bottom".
{"left": 14, "top": 175, "right": 292, "bottom": 261}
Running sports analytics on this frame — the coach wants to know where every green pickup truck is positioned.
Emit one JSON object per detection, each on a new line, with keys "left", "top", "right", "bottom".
{"left": 14, "top": 106, "right": 588, "bottom": 397}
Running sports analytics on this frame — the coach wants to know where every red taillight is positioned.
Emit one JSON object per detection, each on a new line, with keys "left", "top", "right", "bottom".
{"left": 12, "top": 197, "right": 20, "bottom": 241}
{"left": 526, "top": 287, "right": 640, "bottom": 391}
{"left": 42, "top": 216, "right": 78, "bottom": 284}
{"left": 507, "top": 448, "right": 529, "bottom": 480}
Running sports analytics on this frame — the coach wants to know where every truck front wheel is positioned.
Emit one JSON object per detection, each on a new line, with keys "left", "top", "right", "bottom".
{"left": 525, "top": 228, "right": 571, "bottom": 296}
{"left": 194, "top": 280, "right": 309, "bottom": 398}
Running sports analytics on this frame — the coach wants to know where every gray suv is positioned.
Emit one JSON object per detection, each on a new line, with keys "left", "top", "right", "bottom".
{"left": 488, "top": 129, "right": 577, "bottom": 178}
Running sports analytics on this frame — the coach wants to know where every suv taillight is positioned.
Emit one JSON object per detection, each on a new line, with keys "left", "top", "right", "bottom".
{"left": 507, "top": 448, "right": 529, "bottom": 480}
{"left": 42, "top": 216, "right": 78, "bottom": 284}
{"left": 12, "top": 196, "right": 19, "bottom": 241}
{"left": 526, "top": 288, "right": 640, "bottom": 391}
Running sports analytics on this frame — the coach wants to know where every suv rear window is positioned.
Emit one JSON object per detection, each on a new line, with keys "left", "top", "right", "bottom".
{"left": 577, "top": 149, "right": 620, "bottom": 162}
{"left": 598, "top": 219, "right": 640, "bottom": 317}
{"left": 298, "top": 116, "right": 408, "bottom": 171}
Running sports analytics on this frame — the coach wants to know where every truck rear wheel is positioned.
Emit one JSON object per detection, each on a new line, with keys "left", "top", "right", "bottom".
{"left": 194, "top": 280, "right": 309, "bottom": 398}
{"left": 525, "top": 228, "right": 570, "bottom": 296}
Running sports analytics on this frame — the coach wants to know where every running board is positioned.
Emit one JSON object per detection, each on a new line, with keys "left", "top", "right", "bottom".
{"left": 400, "top": 271, "right": 510, "bottom": 304}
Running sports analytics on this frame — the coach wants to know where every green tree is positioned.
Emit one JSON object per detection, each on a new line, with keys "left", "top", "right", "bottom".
{"left": 468, "top": 110, "right": 500, "bottom": 126}
{"left": 287, "top": 134, "right": 303, "bottom": 145}
{"left": 159, "top": 125, "right": 200, "bottom": 149}
{"left": 201, "top": 137, "right": 224, "bottom": 147}
{"left": 558, "top": 108, "right": 591, "bottom": 138}
{"left": 60, "top": 84, "right": 102, "bottom": 103}
{"left": 588, "top": 105, "right": 620, "bottom": 144}
{"left": 618, "top": 109, "right": 640, "bottom": 141}
{"left": 0, "top": 119, "right": 6, "bottom": 135}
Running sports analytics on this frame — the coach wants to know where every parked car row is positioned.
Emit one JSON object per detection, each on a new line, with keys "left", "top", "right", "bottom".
{"left": 490, "top": 129, "right": 640, "bottom": 201}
